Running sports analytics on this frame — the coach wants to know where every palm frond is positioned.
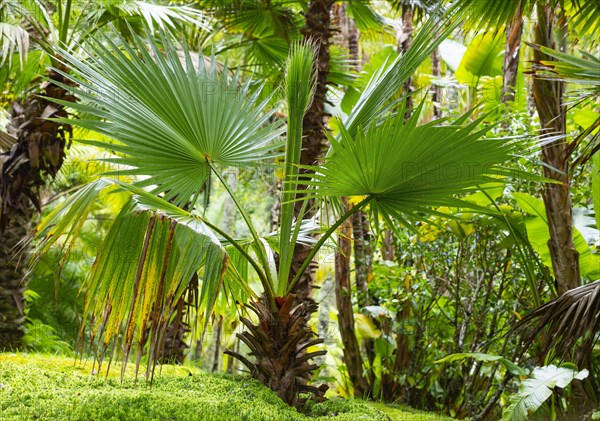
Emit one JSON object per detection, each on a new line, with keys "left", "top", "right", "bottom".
{"left": 304, "top": 110, "right": 527, "bottom": 228}
{"left": 342, "top": 5, "right": 462, "bottom": 138}
{"left": 0, "top": 131, "right": 17, "bottom": 152}
{"left": 51, "top": 30, "right": 284, "bottom": 207}
{"left": 531, "top": 46, "right": 600, "bottom": 164}
{"left": 0, "top": 22, "right": 29, "bottom": 67}
{"left": 515, "top": 280, "right": 600, "bottom": 364}
{"left": 122, "top": 1, "right": 210, "bottom": 33}
{"left": 34, "top": 178, "right": 251, "bottom": 378}
{"left": 278, "top": 41, "right": 317, "bottom": 295}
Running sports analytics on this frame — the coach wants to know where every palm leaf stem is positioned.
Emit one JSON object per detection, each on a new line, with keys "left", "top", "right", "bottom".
{"left": 287, "top": 196, "right": 372, "bottom": 294}
{"left": 209, "top": 163, "right": 276, "bottom": 304}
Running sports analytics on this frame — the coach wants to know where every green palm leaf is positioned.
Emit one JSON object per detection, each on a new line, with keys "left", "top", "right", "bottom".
{"left": 51, "top": 30, "right": 283, "bottom": 207}
{"left": 304, "top": 110, "right": 525, "bottom": 227}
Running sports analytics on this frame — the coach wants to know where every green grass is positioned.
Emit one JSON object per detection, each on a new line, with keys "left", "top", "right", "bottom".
{"left": 0, "top": 354, "right": 453, "bottom": 421}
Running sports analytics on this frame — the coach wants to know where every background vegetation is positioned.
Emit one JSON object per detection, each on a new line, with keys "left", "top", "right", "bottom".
{"left": 0, "top": 1, "right": 598, "bottom": 420}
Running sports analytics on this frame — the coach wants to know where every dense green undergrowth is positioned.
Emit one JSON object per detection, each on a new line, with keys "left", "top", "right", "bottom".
{"left": 0, "top": 354, "right": 454, "bottom": 421}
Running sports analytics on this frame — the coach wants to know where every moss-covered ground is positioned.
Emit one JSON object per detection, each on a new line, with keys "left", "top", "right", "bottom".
{"left": 0, "top": 354, "right": 455, "bottom": 420}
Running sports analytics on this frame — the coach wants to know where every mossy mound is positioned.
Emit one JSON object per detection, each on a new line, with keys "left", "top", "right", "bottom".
{"left": 0, "top": 353, "right": 386, "bottom": 420}
{"left": 0, "top": 354, "right": 456, "bottom": 420}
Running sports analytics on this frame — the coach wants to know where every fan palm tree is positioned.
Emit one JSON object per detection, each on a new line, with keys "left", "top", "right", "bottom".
{"left": 0, "top": 0, "right": 208, "bottom": 351}
{"left": 31, "top": 7, "right": 541, "bottom": 407}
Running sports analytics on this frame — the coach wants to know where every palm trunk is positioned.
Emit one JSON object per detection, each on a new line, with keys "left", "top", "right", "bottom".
{"left": 0, "top": 208, "right": 33, "bottom": 350}
{"left": 289, "top": 0, "right": 335, "bottom": 302}
{"left": 532, "top": 2, "right": 579, "bottom": 295}
{"left": 502, "top": 4, "right": 524, "bottom": 103}
{"left": 224, "top": 295, "right": 327, "bottom": 408}
{"left": 0, "top": 65, "right": 74, "bottom": 350}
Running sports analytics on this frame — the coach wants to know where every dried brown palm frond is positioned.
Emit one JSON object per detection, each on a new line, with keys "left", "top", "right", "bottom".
{"left": 515, "top": 280, "right": 600, "bottom": 367}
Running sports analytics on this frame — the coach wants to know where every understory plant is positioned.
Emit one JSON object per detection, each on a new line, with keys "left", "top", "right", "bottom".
{"left": 34, "top": 17, "right": 537, "bottom": 407}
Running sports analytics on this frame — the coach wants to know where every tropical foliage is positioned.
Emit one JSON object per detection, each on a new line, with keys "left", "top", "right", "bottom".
{"left": 1, "top": 1, "right": 599, "bottom": 420}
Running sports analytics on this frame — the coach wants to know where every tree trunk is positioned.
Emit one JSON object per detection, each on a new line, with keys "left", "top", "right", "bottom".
{"left": 335, "top": 3, "right": 360, "bottom": 69}
{"left": 212, "top": 316, "right": 222, "bottom": 372}
{"left": 532, "top": 2, "right": 579, "bottom": 295}
{"left": 398, "top": 5, "right": 414, "bottom": 118}
{"left": 352, "top": 211, "right": 371, "bottom": 309}
{"left": 334, "top": 210, "right": 369, "bottom": 396}
{"left": 0, "top": 65, "right": 74, "bottom": 350}
{"left": 224, "top": 295, "right": 327, "bottom": 408}
{"left": 0, "top": 208, "right": 33, "bottom": 350}
{"left": 502, "top": 4, "right": 524, "bottom": 103}
{"left": 431, "top": 47, "right": 443, "bottom": 119}
{"left": 289, "top": 0, "right": 335, "bottom": 302}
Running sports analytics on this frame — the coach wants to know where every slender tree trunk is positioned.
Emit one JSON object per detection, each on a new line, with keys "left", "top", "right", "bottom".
{"left": 334, "top": 209, "right": 368, "bottom": 396}
{"left": 212, "top": 316, "right": 222, "bottom": 372}
{"left": 335, "top": 3, "right": 360, "bottom": 68}
{"left": 532, "top": 2, "right": 579, "bottom": 295}
{"left": 352, "top": 212, "right": 371, "bottom": 309}
{"left": 502, "top": 3, "right": 524, "bottom": 103}
{"left": 431, "top": 46, "right": 443, "bottom": 119}
{"left": 398, "top": 5, "right": 414, "bottom": 118}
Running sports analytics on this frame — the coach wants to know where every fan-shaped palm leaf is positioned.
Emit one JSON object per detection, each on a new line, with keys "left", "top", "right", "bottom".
{"left": 34, "top": 178, "right": 251, "bottom": 378}
{"left": 304, "top": 109, "right": 527, "bottom": 226}
{"left": 50, "top": 30, "right": 283, "bottom": 207}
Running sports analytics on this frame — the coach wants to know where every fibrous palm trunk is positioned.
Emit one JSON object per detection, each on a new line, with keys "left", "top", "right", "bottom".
{"left": 532, "top": 2, "right": 579, "bottom": 296}
{"left": 290, "top": 0, "right": 335, "bottom": 301}
{"left": 224, "top": 295, "right": 327, "bottom": 408}
{"left": 0, "top": 65, "right": 74, "bottom": 350}
{"left": 0, "top": 207, "right": 33, "bottom": 349}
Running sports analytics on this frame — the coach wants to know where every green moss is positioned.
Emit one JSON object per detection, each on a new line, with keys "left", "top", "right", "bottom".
{"left": 0, "top": 354, "right": 389, "bottom": 421}
{"left": 364, "top": 402, "right": 458, "bottom": 421}
{"left": 0, "top": 354, "right": 455, "bottom": 421}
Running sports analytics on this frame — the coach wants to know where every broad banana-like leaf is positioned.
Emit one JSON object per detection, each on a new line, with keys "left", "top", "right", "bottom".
{"left": 512, "top": 192, "right": 600, "bottom": 280}
{"left": 455, "top": 32, "right": 504, "bottom": 86}
{"left": 502, "top": 365, "right": 589, "bottom": 421}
